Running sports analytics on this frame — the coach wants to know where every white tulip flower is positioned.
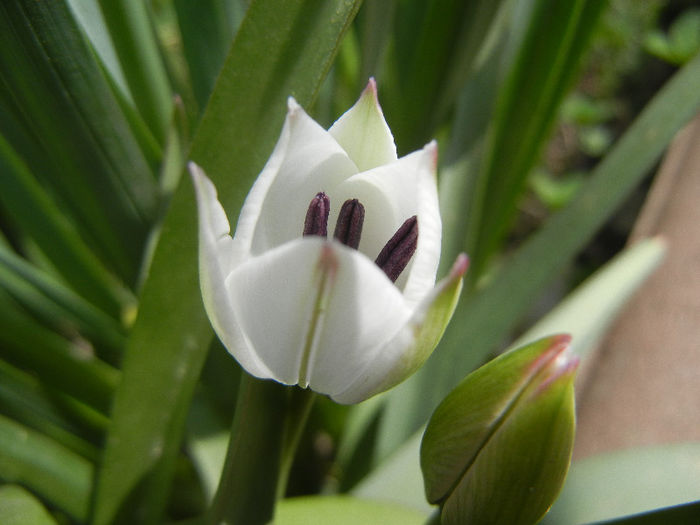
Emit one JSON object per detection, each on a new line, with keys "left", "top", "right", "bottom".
{"left": 190, "top": 79, "right": 467, "bottom": 404}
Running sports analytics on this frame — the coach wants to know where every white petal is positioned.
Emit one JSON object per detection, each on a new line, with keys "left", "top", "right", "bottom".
{"left": 329, "top": 78, "right": 397, "bottom": 172}
{"left": 235, "top": 98, "right": 358, "bottom": 257}
{"left": 189, "top": 163, "right": 275, "bottom": 379}
{"left": 225, "top": 238, "right": 412, "bottom": 392}
{"left": 332, "top": 254, "right": 468, "bottom": 404}
{"left": 331, "top": 142, "right": 441, "bottom": 306}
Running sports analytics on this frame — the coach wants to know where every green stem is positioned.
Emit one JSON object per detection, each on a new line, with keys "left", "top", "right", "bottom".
{"left": 208, "top": 376, "right": 316, "bottom": 525}
{"left": 277, "top": 388, "right": 317, "bottom": 500}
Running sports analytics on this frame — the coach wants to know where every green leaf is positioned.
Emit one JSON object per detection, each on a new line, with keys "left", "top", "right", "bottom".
{"left": 97, "top": 0, "right": 173, "bottom": 143}
{"left": 382, "top": 0, "right": 505, "bottom": 152}
{"left": 0, "top": 0, "right": 158, "bottom": 283}
{"left": 173, "top": 0, "right": 246, "bottom": 112}
{"left": 0, "top": 414, "right": 93, "bottom": 521}
{"left": 0, "top": 289, "right": 119, "bottom": 413}
{"left": 593, "top": 501, "right": 700, "bottom": 525}
{"left": 0, "top": 241, "right": 127, "bottom": 354}
{"left": 467, "top": 0, "right": 607, "bottom": 277}
{"left": 0, "top": 485, "right": 58, "bottom": 525}
{"left": 377, "top": 49, "right": 700, "bottom": 459}
{"left": 0, "top": 360, "right": 100, "bottom": 460}
{"left": 421, "top": 336, "right": 576, "bottom": 525}
{"left": 351, "top": 431, "right": 432, "bottom": 517}
{"left": 275, "top": 496, "right": 426, "bottom": 525}
{"left": 92, "top": 2, "right": 361, "bottom": 523}
{"left": 543, "top": 443, "right": 700, "bottom": 524}
{"left": 511, "top": 237, "right": 666, "bottom": 360}
{"left": 65, "top": 0, "right": 132, "bottom": 101}
{"left": 0, "top": 135, "right": 130, "bottom": 319}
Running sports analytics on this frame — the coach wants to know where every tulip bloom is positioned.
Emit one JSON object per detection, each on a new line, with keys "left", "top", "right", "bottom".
{"left": 190, "top": 80, "right": 466, "bottom": 404}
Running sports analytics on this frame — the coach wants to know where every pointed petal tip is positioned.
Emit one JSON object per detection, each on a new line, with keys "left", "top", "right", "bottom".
{"left": 451, "top": 253, "right": 469, "bottom": 279}
{"left": 536, "top": 352, "right": 579, "bottom": 395}
{"left": 287, "top": 96, "right": 301, "bottom": 113}
{"left": 359, "top": 77, "right": 386, "bottom": 118}
{"left": 552, "top": 333, "right": 573, "bottom": 349}
{"left": 188, "top": 161, "right": 211, "bottom": 190}
{"left": 422, "top": 140, "right": 439, "bottom": 171}
{"left": 362, "top": 77, "right": 378, "bottom": 98}
{"left": 528, "top": 334, "right": 573, "bottom": 378}
{"left": 187, "top": 160, "right": 202, "bottom": 177}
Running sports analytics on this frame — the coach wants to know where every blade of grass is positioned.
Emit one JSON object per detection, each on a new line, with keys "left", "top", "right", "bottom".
{"left": 0, "top": 360, "right": 100, "bottom": 461}
{"left": 377, "top": 50, "right": 700, "bottom": 459}
{"left": 381, "top": 0, "right": 505, "bottom": 153}
{"left": 0, "top": 134, "right": 130, "bottom": 319}
{"left": 93, "top": 2, "right": 362, "bottom": 523}
{"left": 65, "top": 0, "right": 132, "bottom": 102}
{"left": 0, "top": 414, "right": 93, "bottom": 522}
{"left": 97, "top": 0, "right": 172, "bottom": 143}
{"left": 0, "top": 0, "right": 159, "bottom": 283}
{"left": 466, "top": 0, "right": 607, "bottom": 278}
{"left": 0, "top": 485, "right": 59, "bottom": 525}
{"left": 173, "top": 0, "right": 246, "bottom": 112}
{"left": 543, "top": 443, "right": 700, "bottom": 524}
{"left": 0, "top": 241, "right": 127, "bottom": 354}
{"left": 592, "top": 501, "right": 700, "bottom": 525}
{"left": 0, "top": 289, "right": 119, "bottom": 414}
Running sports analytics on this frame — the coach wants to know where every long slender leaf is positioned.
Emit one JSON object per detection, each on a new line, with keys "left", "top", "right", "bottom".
{"left": 0, "top": 360, "right": 100, "bottom": 460}
{"left": 0, "top": 485, "right": 58, "bottom": 525}
{"left": 0, "top": 135, "right": 129, "bottom": 318}
{"left": 0, "top": 0, "right": 158, "bottom": 283}
{"left": 543, "top": 443, "right": 700, "bottom": 524}
{"left": 276, "top": 496, "right": 426, "bottom": 525}
{"left": 93, "top": 2, "right": 362, "bottom": 523}
{"left": 174, "top": 0, "right": 246, "bottom": 112}
{"left": 510, "top": 237, "right": 666, "bottom": 358}
{"left": 467, "top": 0, "right": 607, "bottom": 277}
{"left": 0, "top": 289, "right": 119, "bottom": 413}
{"left": 593, "top": 501, "right": 700, "bottom": 525}
{"left": 376, "top": 51, "right": 700, "bottom": 458}
{"left": 0, "top": 414, "right": 93, "bottom": 521}
{"left": 64, "top": 0, "right": 132, "bottom": 102}
{"left": 0, "top": 242, "right": 126, "bottom": 354}
{"left": 351, "top": 430, "right": 431, "bottom": 516}
{"left": 382, "top": 0, "right": 504, "bottom": 152}
{"left": 97, "top": 0, "right": 173, "bottom": 143}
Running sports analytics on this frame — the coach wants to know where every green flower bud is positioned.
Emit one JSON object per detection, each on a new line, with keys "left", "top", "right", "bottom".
{"left": 420, "top": 335, "right": 578, "bottom": 525}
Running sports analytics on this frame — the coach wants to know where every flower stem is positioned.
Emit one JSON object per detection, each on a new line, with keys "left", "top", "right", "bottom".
{"left": 207, "top": 375, "right": 315, "bottom": 524}
{"left": 277, "top": 387, "right": 316, "bottom": 500}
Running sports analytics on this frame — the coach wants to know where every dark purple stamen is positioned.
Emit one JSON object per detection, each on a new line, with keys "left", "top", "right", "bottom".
{"left": 375, "top": 216, "right": 418, "bottom": 282}
{"left": 333, "top": 199, "right": 365, "bottom": 249}
{"left": 303, "top": 192, "right": 330, "bottom": 237}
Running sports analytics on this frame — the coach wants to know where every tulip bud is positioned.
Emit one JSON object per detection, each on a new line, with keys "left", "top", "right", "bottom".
{"left": 190, "top": 79, "right": 468, "bottom": 404}
{"left": 420, "top": 335, "right": 578, "bottom": 525}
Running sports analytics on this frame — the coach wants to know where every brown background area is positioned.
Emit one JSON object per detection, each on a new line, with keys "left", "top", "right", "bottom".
{"left": 575, "top": 112, "right": 700, "bottom": 459}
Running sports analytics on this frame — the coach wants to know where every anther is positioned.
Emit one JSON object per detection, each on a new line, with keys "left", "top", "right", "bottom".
{"left": 303, "top": 192, "right": 330, "bottom": 237}
{"left": 375, "top": 216, "right": 418, "bottom": 282}
{"left": 333, "top": 199, "right": 365, "bottom": 249}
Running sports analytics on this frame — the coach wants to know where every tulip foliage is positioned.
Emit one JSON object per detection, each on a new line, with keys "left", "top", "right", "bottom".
{"left": 1, "top": 1, "right": 699, "bottom": 525}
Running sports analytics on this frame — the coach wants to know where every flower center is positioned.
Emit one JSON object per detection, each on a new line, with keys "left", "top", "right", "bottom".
{"left": 303, "top": 192, "right": 417, "bottom": 283}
